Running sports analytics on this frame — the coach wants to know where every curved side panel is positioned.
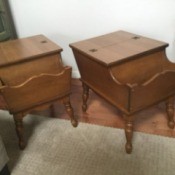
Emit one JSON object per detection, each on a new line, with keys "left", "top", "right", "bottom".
{"left": 0, "top": 67, "right": 72, "bottom": 113}
{"left": 143, "top": 70, "right": 175, "bottom": 86}
{"left": 131, "top": 70, "right": 175, "bottom": 112}
{"left": 110, "top": 51, "right": 165, "bottom": 85}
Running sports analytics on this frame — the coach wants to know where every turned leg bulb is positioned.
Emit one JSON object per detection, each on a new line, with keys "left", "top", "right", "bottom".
{"left": 14, "top": 115, "right": 26, "bottom": 150}
{"left": 125, "top": 120, "right": 133, "bottom": 154}
{"left": 166, "top": 97, "right": 175, "bottom": 129}
{"left": 63, "top": 96, "right": 78, "bottom": 127}
{"left": 82, "top": 83, "right": 89, "bottom": 112}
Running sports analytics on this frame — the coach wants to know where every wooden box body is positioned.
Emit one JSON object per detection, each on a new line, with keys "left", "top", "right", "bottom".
{"left": 0, "top": 35, "right": 71, "bottom": 113}
{"left": 70, "top": 31, "right": 175, "bottom": 115}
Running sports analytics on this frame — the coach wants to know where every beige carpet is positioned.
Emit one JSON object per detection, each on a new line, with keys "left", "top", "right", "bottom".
{"left": 0, "top": 110, "right": 175, "bottom": 175}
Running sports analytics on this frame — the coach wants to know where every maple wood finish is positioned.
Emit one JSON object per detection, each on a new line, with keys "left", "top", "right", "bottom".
{"left": 0, "top": 35, "right": 78, "bottom": 149}
{"left": 70, "top": 30, "right": 175, "bottom": 153}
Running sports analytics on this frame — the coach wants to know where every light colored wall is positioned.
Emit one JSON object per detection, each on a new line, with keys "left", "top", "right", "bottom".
{"left": 9, "top": 0, "right": 175, "bottom": 78}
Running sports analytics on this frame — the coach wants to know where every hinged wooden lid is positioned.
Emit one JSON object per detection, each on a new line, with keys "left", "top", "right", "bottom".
{"left": 70, "top": 31, "right": 168, "bottom": 66}
{"left": 0, "top": 35, "right": 62, "bottom": 67}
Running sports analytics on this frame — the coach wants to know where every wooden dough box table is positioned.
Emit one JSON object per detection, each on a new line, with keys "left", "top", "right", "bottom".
{"left": 70, "top": 30, "right": 175, "bottom": 153}
{"left": 0, "top": 35, "right": 77, "bottom": 149}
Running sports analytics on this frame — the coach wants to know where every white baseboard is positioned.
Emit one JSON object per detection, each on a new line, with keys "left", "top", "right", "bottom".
{"left": 72, "top": 70, "right": 80, "bottom": 78}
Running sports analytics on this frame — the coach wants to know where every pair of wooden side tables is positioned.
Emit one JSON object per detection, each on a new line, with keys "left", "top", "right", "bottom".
{"left": 0, "top": 31, "right": 175, "bottom": 154}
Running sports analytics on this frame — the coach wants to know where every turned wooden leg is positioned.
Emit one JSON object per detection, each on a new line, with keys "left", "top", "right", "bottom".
{"left": 82, "top": 83, "right": 89, "bottom": 112}
{"left": 166, "top": 97, "right": 175, "bottom": 129}
{"left": 13, "top": 114, "right": 25, "bottom": 150}
{"left": 63, "top": 96, "right": 78, "bottom": 127}
{"left": 124, "top": 117, "right": 133, "bottom": 154}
